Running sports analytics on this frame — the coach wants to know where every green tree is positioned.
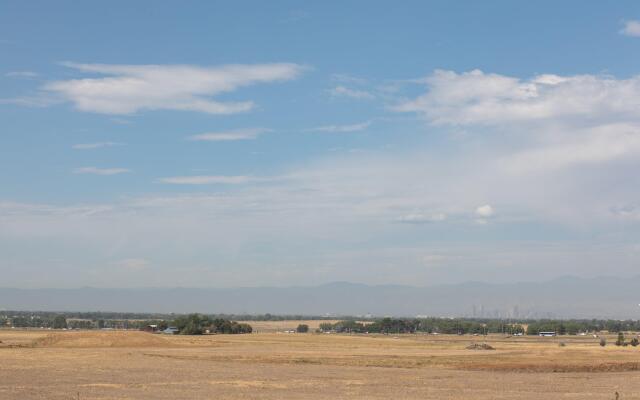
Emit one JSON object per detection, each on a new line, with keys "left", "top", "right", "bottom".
{"left": 296, "top": 324, "right": 309, "bottom": 333}
{"left": 173, "top": 314, "right": 210, "bottom": 335}
{"left": 52, "top": 315, "right": 67, "bottom": 329}
{"left": 616, "top": 332, "right": 625, "bottom": 346}
{"left": 630, "top": 337, "right": 639, "bottom": 347}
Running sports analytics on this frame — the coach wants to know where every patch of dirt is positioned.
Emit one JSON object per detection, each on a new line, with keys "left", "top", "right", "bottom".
{"left": 466, "top": 343, "right": 495, "bottom": 350}
{"left": 30, "top": 331, "right": 174, "bottom": 348}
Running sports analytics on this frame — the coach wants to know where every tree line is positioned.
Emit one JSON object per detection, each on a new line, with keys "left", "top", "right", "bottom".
{"left": 5, "top": 311, "right": 640, "bottom": 335}
{"left": 318, "top": 318, "right": 640, "bottom": 335}
{"left": 0, "top": 312, "right": 252, "bottom": 334}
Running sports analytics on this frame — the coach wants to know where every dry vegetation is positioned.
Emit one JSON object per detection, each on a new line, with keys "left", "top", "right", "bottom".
{"left": 238, "top": 319, "right": 341, "bottom": 333}
{"left": 2, "top": 328, "right": 640, "bottom": 399}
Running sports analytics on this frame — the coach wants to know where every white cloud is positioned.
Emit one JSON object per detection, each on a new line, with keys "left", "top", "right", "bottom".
{"left": 394, "top": 69, "right": 640, "bottom": 177}
{"left": 5, "top": 71, "right": 39, "bottom": 79}
{"left": 73, "top": 167, "right": 130, "bottom": 175}
{"left": 188, "top": 128, "right": 268, "bottom": 142}
{"left": 311, "top": 121, "right": 371, "bottom": 133}
{"left": 72, "top": 142, "right": 123, "bottom": 150}
{"left": 396, "top": 213, "right": 446, "bottom": 224}
{"left": 328, "top": 85, "right": 375, "bottom": 100}
{"left": 502, "top": 123, "right": 640, "bottom": 173}
{"left": 42, "top": 62, "right": 304, "bottom": 115}
{"left": 158, "top": 175, "right": 253, "bottom": 185}
{"left": 475, "top": 205, "right": 494, "bottom": 218}
{"left": 393, "top": 69, "right": 640, "bottom": 126}
{"left": 621, "top": 20, "right": 640, "bottom": 37}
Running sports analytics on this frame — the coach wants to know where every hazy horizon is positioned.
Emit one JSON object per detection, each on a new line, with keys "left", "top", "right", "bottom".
{"left": 3, "top": 275, "right": 640, "bottom": 318}
{"left": 3, "top": 1, "right": 640, "bottom": 288}
{"left": 1, "top": 273, "right": 637, "bottom": 290}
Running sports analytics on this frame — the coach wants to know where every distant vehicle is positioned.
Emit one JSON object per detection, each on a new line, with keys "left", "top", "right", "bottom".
{"left": 162, "top": 327, "right": 179, "bottom": 335}
{"left": 538, "top": 331, "right": 556, "bottom": 337}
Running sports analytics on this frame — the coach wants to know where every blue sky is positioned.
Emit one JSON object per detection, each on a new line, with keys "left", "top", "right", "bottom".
{"left": 2, "top": 1, "right": 640, "bottom": 288}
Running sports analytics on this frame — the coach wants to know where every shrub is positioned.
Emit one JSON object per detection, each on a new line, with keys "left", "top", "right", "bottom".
{"left": 296, "top": 324, "right": 309, "bottom": 333}
{"left": 600, "top": 338, "right": 607, "bottom": 347}
{"left": 616, "top": 332, "right": 625, "bottom": 346}
{"left": 630, "top": 337, "right": 639, "bottom": 347}
{"left": 319, "top": 322, "right": 333, "bottom": 332}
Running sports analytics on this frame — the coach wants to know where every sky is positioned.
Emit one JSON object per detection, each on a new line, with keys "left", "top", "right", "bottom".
{"left": 1, "top": 1, "right": 640, "bottom": 288}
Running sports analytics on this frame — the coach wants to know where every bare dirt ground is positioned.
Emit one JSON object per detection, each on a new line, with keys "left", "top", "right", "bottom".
{"left": 2, "top": 329, "right": 640, "bottom": 399}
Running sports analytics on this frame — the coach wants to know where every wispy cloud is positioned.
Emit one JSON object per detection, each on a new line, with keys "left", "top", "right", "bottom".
{"left": 0, "top": 94, "right": 60, "bottom": 108}
{"left": 188, "top": 128, "right": 269, "bottom": 142}
{"left": 328, "top": 85, "right": 375, "bottom": 100}
{"left": 38, "top": 62, "right": 305, "bottom": 115}
{"left": 331, "top": 73, "right": 368, "bottom": 85}
{"left": 396, "top": 213, "right": 446, "bottom": 224}
{"left": 72, "top": 142, "right": 123, "bottom": 150}
{"left": 620, "top": 20, "right": 640, "bottom": 37}
{"left": 73, "top": 167, "right": 130, "bottom": 175}
{"left": 158, "top": 175, "right": 253, "bottom": 185}
{"left": 5, "top": 71, "right": 39, "bottom": 79}
{"left": 311, "top": 121, "right": 371, "bottom": 133}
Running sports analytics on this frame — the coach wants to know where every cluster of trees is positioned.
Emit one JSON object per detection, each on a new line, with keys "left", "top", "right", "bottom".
{"left": 318, "top": 318, "right": 525, "bottom": 335}
{"left": 172, "top": 314, "right": 252, "bottom": 335}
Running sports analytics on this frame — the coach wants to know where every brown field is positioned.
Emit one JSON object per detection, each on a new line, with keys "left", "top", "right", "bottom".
{"left": 2, "top": 329, "right": 640, "bottom": 399}
{"left": 239, "top": 319, "right": 341, "bottom": 332}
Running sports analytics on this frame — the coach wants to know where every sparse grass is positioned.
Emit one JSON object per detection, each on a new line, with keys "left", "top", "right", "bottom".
{"left": 2, "top": 329, "right": 640, "bottom": 399}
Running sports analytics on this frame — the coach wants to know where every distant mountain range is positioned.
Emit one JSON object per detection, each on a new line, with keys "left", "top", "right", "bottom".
{"left": 2, "top": 276, "right": 640, "bottom": 319}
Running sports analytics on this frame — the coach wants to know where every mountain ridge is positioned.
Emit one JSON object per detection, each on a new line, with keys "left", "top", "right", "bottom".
{"left": 2, "top": 275, "right": 639, "bottom": 318}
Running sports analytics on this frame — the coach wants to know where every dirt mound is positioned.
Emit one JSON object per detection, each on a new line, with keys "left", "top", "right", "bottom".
{"left": 31, "top": 331, "right": 174, "bottom": 348}
{"left": 466, "top": 343, "right": 495, "bottom": 350}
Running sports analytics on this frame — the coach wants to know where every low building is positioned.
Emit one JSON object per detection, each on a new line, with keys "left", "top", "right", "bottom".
{"left": 142, "top": 324, "right": 158, "bottom": 333}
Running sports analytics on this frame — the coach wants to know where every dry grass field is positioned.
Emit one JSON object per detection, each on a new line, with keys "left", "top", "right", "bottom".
{"left": 238, "top": 319, "right": 341, "bottom": 332}
{"left": 2, "top": 329, "right": 640, "bottom": 399}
